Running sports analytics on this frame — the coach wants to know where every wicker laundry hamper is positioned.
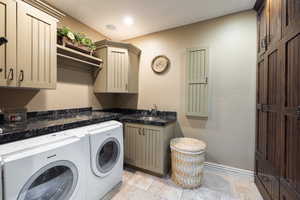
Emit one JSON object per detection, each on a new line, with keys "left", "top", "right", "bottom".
{"left": 170, "top": 138, "right": 207, "bottom": 189}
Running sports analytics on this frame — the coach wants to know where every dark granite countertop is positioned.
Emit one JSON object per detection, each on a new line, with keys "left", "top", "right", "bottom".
{"left": 119, "top": 114, "right": 176, "bottom": 126}
{"left": 102, "top": 108, "right": 177, "bottom": 126}
{"left": 0, "top": 107, "right": 177, "bottom": 144}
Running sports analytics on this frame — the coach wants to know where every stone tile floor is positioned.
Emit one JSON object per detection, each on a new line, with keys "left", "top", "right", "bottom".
{"left": 112, "top": 168, "right": 263, "bottom": 200}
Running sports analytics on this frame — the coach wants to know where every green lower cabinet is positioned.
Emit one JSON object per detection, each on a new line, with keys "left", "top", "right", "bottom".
{"left": 124, "top": 123, "right": 175, "bottom": 176}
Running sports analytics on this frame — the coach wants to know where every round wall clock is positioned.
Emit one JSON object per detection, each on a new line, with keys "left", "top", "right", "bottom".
{"left": 151, "top": 55, "right": 170, "bottom": 73}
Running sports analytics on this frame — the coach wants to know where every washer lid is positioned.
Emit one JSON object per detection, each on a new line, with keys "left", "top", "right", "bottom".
{"left": 0, "top": 132, "right": 72, "bottom": 156}
{"left": 171, "top": 138, "right": 206, "bottom": 154}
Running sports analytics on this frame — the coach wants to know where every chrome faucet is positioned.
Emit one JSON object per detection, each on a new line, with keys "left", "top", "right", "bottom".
{"left": 150, "top": 104, "right": 158, "bottom": 116}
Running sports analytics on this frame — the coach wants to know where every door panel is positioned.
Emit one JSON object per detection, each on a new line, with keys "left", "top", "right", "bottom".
{"left": 282, "top": 0, "right": 300, "bottom": 36}
{"left": 107, "top": 47, "right": 128, "bottom": 93}
{"left": 286, "top": 34, "right": 300, "bottom": 109}
{"left": 256, "top": 59, "right": 268, "bottom": 157}
{"left": 282, "top": 33, "right": 300, "bottom": 199}
{"left": 256, "top": 48, "right": 281, "bottom": 200}
{"left": 267, "top": 49, "right": 281, "bottom": 200}
{"left": 186, "top": 48, "right": 209, "bottom": 117}
{"left": 258, "top": 5, "right": 267, "bottom": 57}
{"left": 124, "top": 125, "right": 139, "bottom": 165}
{"left": 0, "top": 0, "right": 16, "bottom": 87}
{"left": 135, "top": 127, "right": 144, "bottom": 168}
{"left": 268, "top": 0, "right": 282, "bottom": 46}
{"left": 284, "top": 117, "right": 300, "bottom": 193}
{"left": 17, "top": 1, "right": 57, "bottom": 89}
{"left": 267, "top": 50, "right": 282, "bottom": 173}
{"left": 256, "top": 155, "right": 280, "bottom": 200}
{"left": 141, "top": 127, "right": 161, "bottom": 173}
{"left": 280, "top": 181, "right": 300, "bottom": 200}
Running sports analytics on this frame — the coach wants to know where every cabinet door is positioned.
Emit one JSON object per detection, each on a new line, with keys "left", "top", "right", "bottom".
{"left": 17, "top": 1, "right": 57, "bottom": 89}
{"left": 0, "top": 0, "right": 16, "bottom": 87}
{"left": 268, "top": 0, "right": 282, "bottom": 47}
{"left": 107, "top": 47, "right": 128, "bottom": 93}
{"left": 141, "top": 127, "right": 162, "bottom": 174}
{"left": 258, "top": 5, "right": 267, "bottom": 57}
{"left": 124, "top": 125, "right": 139, "bottom": 165}
{"left": 124, "top": 124, "right": 163, "bottom": 174}
{"left": 282, "top": 0, "right": 300, "bottom": 36}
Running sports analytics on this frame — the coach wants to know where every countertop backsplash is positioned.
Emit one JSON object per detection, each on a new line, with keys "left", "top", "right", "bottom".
{"left": 0, "top": 107, "right": 177, "bottom": 145}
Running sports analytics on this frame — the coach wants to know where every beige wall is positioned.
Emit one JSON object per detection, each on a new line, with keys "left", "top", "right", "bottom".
{"left": 120, "top": 10, "right": 257, "bottom": 170}
{"left": 58, "top": 15, "right": 109, "bottom": 42}
{"left": 0, "top": 8, "right": 257, "bottom": 170}
{"left": 0, "top": 15, "right": 114, "bottom": 111}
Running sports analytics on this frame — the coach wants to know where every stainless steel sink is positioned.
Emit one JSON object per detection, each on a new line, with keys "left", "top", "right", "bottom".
{"left": 139, "top": 116, "right": 161, "bottom": 121}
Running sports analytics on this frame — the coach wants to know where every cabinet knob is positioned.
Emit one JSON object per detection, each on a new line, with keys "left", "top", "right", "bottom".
{"left": 0, "top": 37, "right": 8, "bottom": 46}
{"left": 8, "top": 68, "right": 14, "bottom": 80}
{"left": 19, "top": 70, "right": 24, "bottom": 82}
{"left": 0, "top": 68, "right": 3, "bottom": 73}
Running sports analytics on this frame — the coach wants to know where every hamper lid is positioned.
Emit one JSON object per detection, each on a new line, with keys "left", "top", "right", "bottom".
{"left": 170, "top": 138, "right": 206, "bottom": 154}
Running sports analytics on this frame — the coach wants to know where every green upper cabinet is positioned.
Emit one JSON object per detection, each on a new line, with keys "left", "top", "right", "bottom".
{"left": 0, "top": 0, "right": 16, "bottom": 87}
{"left": 94, "top": 40, "right": 141, "bottom": 94}
{"left": 0, "top": 0, "right": 64, "bottom": 89}
{"left": 186, "top": 47, "right": 209, "bottom": 117}
{"left": 17, "top": 1, "right": 59, "bottom": 89}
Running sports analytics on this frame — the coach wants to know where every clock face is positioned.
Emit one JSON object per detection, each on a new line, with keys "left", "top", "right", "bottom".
{"left": 152, "top": 56, "right": 170, "bottom": 73}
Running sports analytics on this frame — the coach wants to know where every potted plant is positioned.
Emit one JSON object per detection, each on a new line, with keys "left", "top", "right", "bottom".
{"left": 57, "top": 27, "right": 97, "bottom": 55}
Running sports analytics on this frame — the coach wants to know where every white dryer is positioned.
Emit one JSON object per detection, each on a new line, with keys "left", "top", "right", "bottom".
{"left": 86, "top": 121, "right": 124, "bottom": 200}
{"left": 0, "top": 132, "right": 87, "bottom": 200}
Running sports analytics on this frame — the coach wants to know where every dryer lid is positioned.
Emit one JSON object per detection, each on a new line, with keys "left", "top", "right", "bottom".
{"left": 87, "top": 120, "right": 122, "bottom": 134}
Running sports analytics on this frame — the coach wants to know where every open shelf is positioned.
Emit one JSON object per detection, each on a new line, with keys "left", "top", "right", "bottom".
{"left": 57, "top": 44, "right": 102, "bottom": 71}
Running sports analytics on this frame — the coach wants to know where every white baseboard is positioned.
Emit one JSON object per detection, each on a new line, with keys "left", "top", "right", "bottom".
{"left": 204, "top": 162, "right": 254, "bottom": 181}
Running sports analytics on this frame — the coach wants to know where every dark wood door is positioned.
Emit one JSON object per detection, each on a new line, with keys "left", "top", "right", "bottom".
{"left": 280, "top": 182, "right": 300, "bottom": 200}
{"left": 255, "top": 0, "right": 300, "bottom": 199}
{"left": 268, "top": 0, "right": 282, "bottom": 47}
{"left": 256, "top": 46, "right": 281, "bottom": 200}
{"left": 282, "top": 0, "right": 300, "bottom": 36}
{"left": 258, "top": 4, "right": 268, "bottom": 57}
{"left": 281, "top": 32, "right": 300, "bottom": 200}
{"left": 256, "top": 58, "right": 268, "bottom": 158}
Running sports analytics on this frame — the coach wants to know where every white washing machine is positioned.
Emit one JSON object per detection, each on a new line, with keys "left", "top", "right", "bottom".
{"left": 86, "top": 121, "right": 124, "bottom": 200}
{"left": 0, "top": 157, "right": 2, "bottom": 200}
{"left": 0, "top": 132, "right": 87, "bottom": 200}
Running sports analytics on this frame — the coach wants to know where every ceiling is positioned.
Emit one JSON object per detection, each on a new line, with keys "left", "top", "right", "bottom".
{"left": 45, "top": 0, "right": 256, "bottom": 41}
